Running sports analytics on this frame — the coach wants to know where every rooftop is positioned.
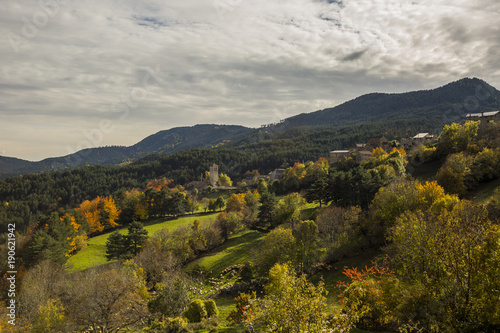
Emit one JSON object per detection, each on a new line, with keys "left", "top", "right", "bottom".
{"left": 466, "top": 110, "right": 500, "bottom": 118}
{"left": 413, "top": 133, "right": 431, "bottom": 139}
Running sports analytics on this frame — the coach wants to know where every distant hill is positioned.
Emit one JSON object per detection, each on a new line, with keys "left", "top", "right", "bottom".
{"left": 2, "top": 78, "right": 500, "bottom": 178}
{"left": 127, "top": 124, "right": 254, "bottom": 156}
{"left": 0, "top": 156, "right": 33, "bottom": 177}
{"left": 0, "top": 125, "right": 254, "bottom": 177}
{"left": 276, "top": 78, "right": 500, "bottom": 129}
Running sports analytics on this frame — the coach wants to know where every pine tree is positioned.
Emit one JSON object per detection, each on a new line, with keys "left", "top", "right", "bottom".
{"left": 257, "top": 192, "right": 276, "bottom": 230}
{"left": 126, "top": 221, "right": 149, "bottom": 256}
{"left": 105, "top": 231, "right": 126, "bottom": 260}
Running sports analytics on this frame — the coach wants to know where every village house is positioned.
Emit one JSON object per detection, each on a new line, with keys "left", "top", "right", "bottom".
{"left": 242, "top": 174, "right": 268, "bottom": 184}
{"left": 330, "top": 136, "right": 387, "bottom": 165}
{"left": 412, "top": 133, "right": 436, "bottom": 146}
{"left": 329, "top": 150, "right": 350, "bottom": 164}
{"left": 466, "top": 111, "right": 500, "bottom": 129}
{"left": 269, "top": 168, "right": 285, "bottom": 181}
{"left": 356, "top": 150, "right": 373, "bottom": 164}
{"left": 399, "top": 133, "right": 437, "bottom": 149}
{"left": 367, "top": 135, "right": 388, "bottom": 149}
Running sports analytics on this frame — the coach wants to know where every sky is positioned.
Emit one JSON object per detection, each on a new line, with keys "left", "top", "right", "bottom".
{"left": 1, "top": 0, "right": 499, "bottom": 161}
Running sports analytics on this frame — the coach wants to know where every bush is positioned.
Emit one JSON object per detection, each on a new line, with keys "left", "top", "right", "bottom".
{"left": 487, "top": 187, "right": 500, "bottom": 223}
{"left": 146, "top": 317, "right": 189, "bottom": 333}
{"left": 184, "top": 299, "right": 207, "bottom": 323}
{"left": 148, "top": 276, "right": 191, "bottom": 318}
{"left": 214, "top": 212, "right": 243, "bottom": 240}
{"left": 203, "top": 299, "right": 219, "bottom": 318}
{"left": 240, "top": 262, "right": 254, "bottom": 282}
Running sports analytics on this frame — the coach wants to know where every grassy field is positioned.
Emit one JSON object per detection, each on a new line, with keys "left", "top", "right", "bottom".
{"left": 211, "top": 296, "right": 247, "bottom": 333}
{"left": 65, "top": 213, "right": 218, "bottom": 271}
{"left": 183, "top": 229, "right": 267, "bottom": 332}
{"left": 185, "top": 230, "right": 266, "bottom": 277}
{"left": 65, "top": 201, "right": 380, "bottom": 332}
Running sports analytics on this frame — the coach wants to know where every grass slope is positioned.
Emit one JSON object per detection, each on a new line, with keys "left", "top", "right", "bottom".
{"left": 185, "top": 230, "right": 266, "bottom": 278}
{"left": 65, "top": 213, "right": 218, "bottom": 271}
{"left": 183, "top": 230, "right": 266, "bottom": 332}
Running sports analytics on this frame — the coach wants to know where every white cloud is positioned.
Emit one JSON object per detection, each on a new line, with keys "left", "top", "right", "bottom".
{"left": 0, "top": 0, "right": 498, "bottom": 161}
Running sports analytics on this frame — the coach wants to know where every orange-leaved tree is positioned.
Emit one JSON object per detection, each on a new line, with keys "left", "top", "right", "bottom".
{"left": 77, "top": 196, "right": 121, "bottom": 234}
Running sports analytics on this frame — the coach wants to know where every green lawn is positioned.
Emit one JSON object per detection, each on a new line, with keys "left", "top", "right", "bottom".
{"left": 184, "top": 229, "right": 267, "bottom": 332}
{"left": 65, "top": 213, "right": 218, "bottom": 271}
{"left": 185, "top": 230, "right": 266, "bottom": 278}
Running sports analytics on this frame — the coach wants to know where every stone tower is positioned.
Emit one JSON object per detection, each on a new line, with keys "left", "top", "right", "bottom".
{"left": 209, "top": 164, "right": 219, "bottom": 187}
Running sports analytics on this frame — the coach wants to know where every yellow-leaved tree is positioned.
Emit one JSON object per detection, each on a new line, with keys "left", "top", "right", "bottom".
{"left": 77, "top": 196, "right": 121, "bottom": 234}
{"left": 78, "top": 198, "right": 102, "bottom": 234}
{"left": 60, "top": 213, "right": 87, "bottom": 256}
{"left": 101, "top": 196, "right": 121, "bottom": 230}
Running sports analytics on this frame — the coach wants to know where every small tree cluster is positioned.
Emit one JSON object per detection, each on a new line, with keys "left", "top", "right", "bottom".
{"left": 228, "top": 263, "right": 354, "bottom": 332}
{"left": 106, "top": 221, "right": 149, "bottom": 260}
{"left": 183, "top": 299, "right": 219, "bottom": 323}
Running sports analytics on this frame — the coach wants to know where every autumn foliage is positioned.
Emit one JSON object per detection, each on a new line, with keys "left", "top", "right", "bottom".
{"left": 77, "top": 196, "right": 121, "bottom": 234}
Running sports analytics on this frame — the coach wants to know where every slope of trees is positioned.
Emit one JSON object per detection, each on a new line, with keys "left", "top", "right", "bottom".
{"left": 1, "top": 119, "right": 500, "bottom": 332}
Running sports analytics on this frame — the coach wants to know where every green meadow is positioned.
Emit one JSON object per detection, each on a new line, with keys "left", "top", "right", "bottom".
{"left": 65, "top": 213, "right": 218, "bottom": 271}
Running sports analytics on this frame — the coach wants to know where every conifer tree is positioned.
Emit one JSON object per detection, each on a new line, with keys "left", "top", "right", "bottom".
{"left": 126, "top": 221, "right": 149, "bottom": 256}
{"left": 105, "top": 231, "right": 126, "bottom": 260}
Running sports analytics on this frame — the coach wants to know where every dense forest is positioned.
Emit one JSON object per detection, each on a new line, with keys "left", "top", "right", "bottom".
{"left": 0, "top": 117, "right": 442, "bottom": 234}
{"left": 1, "top": 118, "right": 500, "bottom": 332}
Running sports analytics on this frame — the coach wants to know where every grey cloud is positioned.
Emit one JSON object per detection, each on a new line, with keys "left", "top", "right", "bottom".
{"left": 342, "top": 49, "right": 367, "bottom": 62}
{"left": 0, "top": 0, "right": 499, "bottom": 160}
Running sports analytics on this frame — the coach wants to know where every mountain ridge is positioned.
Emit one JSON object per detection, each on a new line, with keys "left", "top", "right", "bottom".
{"left": 2, "top": 77, "right": 500, "bottom": 177}
{"left": 0, "top": 124, "right": 254, "bottom": 177}
{"left": 277, "top": 77, "right": 500, "bottom": 128}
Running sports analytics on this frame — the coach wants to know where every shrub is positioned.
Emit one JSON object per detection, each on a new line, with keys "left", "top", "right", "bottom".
{"left": 227, "top": 291, "right": 257, "bottom": 324}
{"left": 184, "top": 299, "right": 207, "bottom": 323}
{"left": 148, "top": 276, "right": 191, "bottom": 318}
{"left": 240, "top": 262, "right": 254, "bottom": 282}
{"left": 146, "top": 317, "right": 189, "bottom": 333}
{"left": 203, "top": 299, "right": 219, "bottom": 318}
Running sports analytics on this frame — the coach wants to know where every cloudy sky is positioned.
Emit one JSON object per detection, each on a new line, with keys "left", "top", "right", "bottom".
{"left": 1, "top": 0, "right": 499, "bottom": 161}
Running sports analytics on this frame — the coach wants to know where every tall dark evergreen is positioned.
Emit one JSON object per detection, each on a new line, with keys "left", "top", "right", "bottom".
{"left": 305, "top": 177, "right": 329, "bottom": 207}
{"left": 126, "top": 221, "right": 149, "bottom": 256}
{"left": 257, "top": 192, "right": 277, "bottom": 230}
{"left": 105, "top": 231, "right": 127, "bottom": 260}
{"left": 26, "top": 231, "right": 67, "bottom": 267}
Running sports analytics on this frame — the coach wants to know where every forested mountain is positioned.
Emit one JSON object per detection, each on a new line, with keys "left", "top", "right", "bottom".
{"left": 0, "top": 155, "right": 33, "bottom": 176}
{"left": 128, "top": 124, "right": 253, "bottom": 155}
{"left": 277, "top": 77, "right": 500, "bottom": 128}
{"left": 2, "top": 77, "right": 499, "bottom": 178}
{"left": 0, "top": 125, "right": 254, "bottom": 177}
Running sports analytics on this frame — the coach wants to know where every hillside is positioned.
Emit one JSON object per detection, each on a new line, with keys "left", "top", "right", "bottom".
{"left": 1, "top": 124, "right": 254, "bottom": 177}
{"left": 2, "top": 77, "right": 500, "bottom": 178}
{"left": 277, "top": 77, "right": 500, "bottom": 128}
{"left": 0, "top": 155, "right": 33, "bottom": 177}
{"left": 128, "top": 124, "right": 253, "bottom": 156}
{"left": 4, "top": 116, "right": 500, "bottom": 332}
